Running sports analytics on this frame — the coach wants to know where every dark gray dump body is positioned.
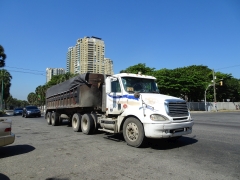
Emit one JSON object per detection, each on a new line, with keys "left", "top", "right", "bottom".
{"left": 46, "top": 73, "right": 105, "bottom": 111}
{"left": 46, "top": 74, "right": 87, "bottom": 98}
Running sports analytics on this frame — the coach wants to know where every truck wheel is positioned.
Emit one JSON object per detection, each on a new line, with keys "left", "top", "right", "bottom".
{"left": 123, "top": 117, "right": 146, "bottom": 148}
{"left": 72, "top": 113, "right": 82, "bottom": 132}
{"left": 51, "top": 112, "right": 59, "bottom": 126}
{"left": 47, "top": 112, "right": 52, "bottom": 125}
{"left": 91, "top": 113, "right": 99, "bottom": 133}
{"left": 81, "top": 114, "right": 94, "bottom": 135}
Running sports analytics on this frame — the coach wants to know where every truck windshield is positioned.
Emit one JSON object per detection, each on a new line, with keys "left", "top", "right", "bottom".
{"left": 121, "top": 77, "right": 159, "bottom": 93}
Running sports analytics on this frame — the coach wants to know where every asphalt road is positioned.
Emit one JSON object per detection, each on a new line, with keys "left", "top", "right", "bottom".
{"left": 0, "top": 112, "right": 240, "bottom": 180}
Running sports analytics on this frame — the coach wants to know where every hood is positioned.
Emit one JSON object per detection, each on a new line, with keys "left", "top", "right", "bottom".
{"left": 140, "top": 93, "right": 185, "bottom": 107}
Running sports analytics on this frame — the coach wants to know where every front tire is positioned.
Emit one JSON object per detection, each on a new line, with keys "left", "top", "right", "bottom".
{"left": 72, "top": 113, "right": 82, "bottom": 132}
{"left": 81, "top": 114, "right": 94, "bottom": 135}
{"left": 123, "top": 117, "right": 146, "bottom": 148}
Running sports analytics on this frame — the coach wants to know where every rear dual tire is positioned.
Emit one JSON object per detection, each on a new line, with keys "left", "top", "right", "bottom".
{"left": 51, "top": 112, "right": 60, "bottom": 126}
{"left": 81, "top": 114, "right": 94, "bottom": 135}
{"left": 47, "top": 112, "right": 52, "bottom": 125}
{"left": 72, "top": 113, "right": 82, "bottom": 132}
{"left": 71, "top": 113, "right": 96, "bottom": 134}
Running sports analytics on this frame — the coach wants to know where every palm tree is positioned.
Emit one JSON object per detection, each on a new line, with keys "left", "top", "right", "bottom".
{"left": 6, "top": 95, "right": 13, "bottom": 109}
{"left": 0, "top": 69, "right": 12, "bottom": 109}
{"left": 58, "top": 72, "right": 77, "bottom": 83}
{"left": 0, "top": 45, "right": 6, "bottom": 67}
{"left": 27, "top": 92, "right": 37, "bottom": 105}
{"left": 35, "top": 85, "right": 47, "bottom": 106}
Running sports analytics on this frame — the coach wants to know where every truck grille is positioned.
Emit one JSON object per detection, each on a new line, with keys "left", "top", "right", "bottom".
{"left": 165, "top": 100, "right": 189, "bottom": 117}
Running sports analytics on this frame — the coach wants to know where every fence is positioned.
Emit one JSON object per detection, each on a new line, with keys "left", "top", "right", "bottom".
{"left": 187, "top": 102, "right": 240, "bottom": 111}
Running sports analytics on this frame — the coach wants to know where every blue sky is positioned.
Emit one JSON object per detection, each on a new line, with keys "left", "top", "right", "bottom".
{"left": 1, "top": 0, "right": 240, "bottom": 100}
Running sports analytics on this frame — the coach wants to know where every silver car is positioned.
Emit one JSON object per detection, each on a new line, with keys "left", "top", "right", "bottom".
{"left": 0, "top": 118, "right": 15, "bottom": 147}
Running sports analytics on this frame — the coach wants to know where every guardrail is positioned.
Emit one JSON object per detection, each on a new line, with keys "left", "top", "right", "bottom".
{"left": 187, "top": 102, "right": 240, "bottom": 111}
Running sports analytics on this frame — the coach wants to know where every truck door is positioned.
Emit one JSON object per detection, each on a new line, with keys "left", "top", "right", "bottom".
{"left": 107, "top": 77, "right": 123, "bottom": 115}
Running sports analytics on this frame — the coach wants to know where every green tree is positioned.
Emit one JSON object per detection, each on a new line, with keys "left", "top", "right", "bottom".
{"left": 0, "top": 69, "right": 12, "bottom": 105}
{"left": 180, "top": 65, "right": 212, "bottom": 101}
{"left": 5, "top": 96, "right": 29, "bottom": 109}
{"left": 46, "top": 74, "right": 62, "bottom": 87}
{"left": 0, "top": 45, "right": 6, "bottom": 67}
{"left": 46, "top": 73, "right": 77, "bottom": 88}
{"left": 35, "top": 85, "right": 47, "bottom": 106}
{"left": 20, "top": 100, "right": 29, "bottom": 107}
{"left": 154, "top": 65, "right": 212, "bottom": 101}
{"left": 120, "top": 63, "right": 155, "bottom": 76}
{"left": 28, "top": 73, "right": 78, "bottom": 106}
{"left": 6, "top": 95, "right": 14, "bottom": 109}
{"left": 210, "top": 72, "right": 240, "bottom": 102}
{"left": 27, "top": 92, "right": 37, "bottom": 105}
{"left": 59, "top": 72, "right": 77, "bottom": 82}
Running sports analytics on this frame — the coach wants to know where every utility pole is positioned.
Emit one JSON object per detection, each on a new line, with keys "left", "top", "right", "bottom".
{"left": 205, "top": 84, "right": 212, "bottom": 111}
{"left": 1, "top": 75, "right": 3, "bottom": 111}
{"left": 212, "top": 69, "right": 217, "bottom": 112}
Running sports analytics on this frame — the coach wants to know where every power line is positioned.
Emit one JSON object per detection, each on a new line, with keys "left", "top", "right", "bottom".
{"left": 215, "top": 64, "right": 240, "bottom": 70}
{"left": 5, "top": 69, "right": 45, "bottom": 76}
{"left": 5, "top": 66, "right": 45, "bottom": 73}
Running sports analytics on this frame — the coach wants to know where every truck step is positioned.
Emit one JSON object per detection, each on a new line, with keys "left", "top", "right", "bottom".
{"left": 98, "top": 128, "right": 115, "bottom": 133}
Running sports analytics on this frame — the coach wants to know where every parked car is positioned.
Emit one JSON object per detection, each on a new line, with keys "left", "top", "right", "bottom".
{"left": 22, "top": 106, "right": 41, "bottom": 118}
{"left": 0, "top": 118, "right": 15, "bottom": 147}
{"left": 13, "top": 107, "right": 23, "bottom": 116}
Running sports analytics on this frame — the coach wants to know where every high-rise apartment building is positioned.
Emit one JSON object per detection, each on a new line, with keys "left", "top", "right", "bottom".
{"left": 104, "top": 58, "right": 114, "bottom": 75}
{"left": 66, "top": 47, "right": 76, "bottom": 73}
{"left": 66, "top": 36, "right": 114, "bottom": 75}
{"left": 46, "top": 68, "right": 65, "bottom": 83}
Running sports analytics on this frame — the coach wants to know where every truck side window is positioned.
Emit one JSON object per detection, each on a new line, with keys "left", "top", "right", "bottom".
{"left": 111, "top": 80, "right": 121, "bottom": 92}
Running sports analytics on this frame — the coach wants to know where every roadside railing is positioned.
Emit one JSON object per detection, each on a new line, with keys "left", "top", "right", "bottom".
{"left": 187, "top": 102, "right": 240, "bottom": 111}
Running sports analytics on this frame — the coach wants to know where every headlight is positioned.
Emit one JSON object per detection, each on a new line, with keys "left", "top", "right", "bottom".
{"left": 27, "top": 111, "right": 31, "bottom": 113}
{"left": 150, "top": 114, "right": 168, "bottom": 121}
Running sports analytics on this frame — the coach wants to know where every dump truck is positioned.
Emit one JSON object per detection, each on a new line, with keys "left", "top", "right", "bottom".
{"left": 45, "top": 72, "right": 194, "bottom": 147}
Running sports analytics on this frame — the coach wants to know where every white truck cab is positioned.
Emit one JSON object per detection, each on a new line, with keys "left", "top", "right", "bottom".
{"left": 102, "top": 73, "right": 194, "bottom": 147}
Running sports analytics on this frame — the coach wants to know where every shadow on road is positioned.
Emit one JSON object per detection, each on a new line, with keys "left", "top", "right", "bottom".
{"left": 0, "top": 173, "right": 10, "bottom": 180}
{"left": 147, "top": 136, "right": 198, "bottom": 150}
{"left": 0, "top": 144, "right": 35, "bottom": 159}
{"left": 104, "top": 134, "right": 197, "bottom": 149}
{"left": 46, "top": 178, "right": 70, "bottom": 180}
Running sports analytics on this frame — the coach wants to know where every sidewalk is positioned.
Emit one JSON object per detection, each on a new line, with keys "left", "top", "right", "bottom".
{"left": 190, "top": 109, "right": 240, "bottom": 113}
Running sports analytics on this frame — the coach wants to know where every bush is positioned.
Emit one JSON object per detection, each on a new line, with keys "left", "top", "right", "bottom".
{"left": 0, "top": 110, "right": 6, "bottom": 116}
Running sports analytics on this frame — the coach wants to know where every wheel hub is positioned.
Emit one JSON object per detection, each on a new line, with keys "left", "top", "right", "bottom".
{"left": 126, "top": 122, "right": 139, "bottom": 141}
{"left": 73, "top": 118, "right": 77, "bottom": 128}
{"left": 82, "top": 119, "right": 87, "bottom": 130}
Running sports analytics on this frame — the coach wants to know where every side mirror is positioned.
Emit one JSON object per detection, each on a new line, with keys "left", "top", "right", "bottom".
{"left": 106, "top": 77, "right": 118, "bottom": 93}
{"left": 134, "top": 92, "right": 140, "bottom": 98}
{"left": 105, "top": 77, "right": 111, "bottom": 93}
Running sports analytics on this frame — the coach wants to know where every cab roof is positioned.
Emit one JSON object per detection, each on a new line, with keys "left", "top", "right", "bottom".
{"left": 113, "top": 73, "right": 156, "bottom": 80}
